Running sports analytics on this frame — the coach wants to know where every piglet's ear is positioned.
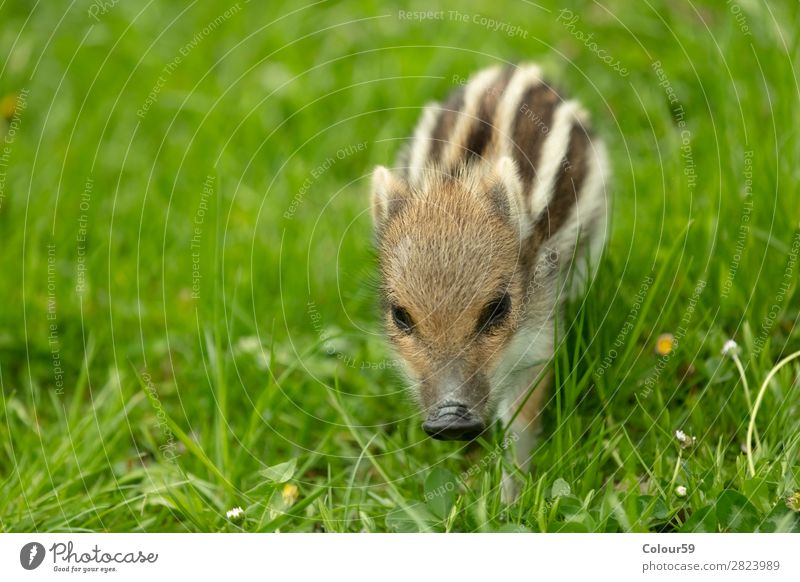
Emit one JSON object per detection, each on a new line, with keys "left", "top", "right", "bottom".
{"left": 490, "top": 156, "right": 532, "bottom": 238}
{"left": 371, "top": 166, "right": 406, "bottom": 227}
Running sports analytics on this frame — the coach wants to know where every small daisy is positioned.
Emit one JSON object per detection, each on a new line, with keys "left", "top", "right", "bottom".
{"left": 675, "top": 429, "right": 696, "bottom": 449}
{"left": 235, "top": 336, "right": 270, "bottom": 369}
{"left": 721, "top": 339, "right": 739, "bottom": 357}
{"left": 675, "top": 485, "right": 687, "bottom": 497}
{"left": 226, "top": 506, "right": 245, "bottom": 522}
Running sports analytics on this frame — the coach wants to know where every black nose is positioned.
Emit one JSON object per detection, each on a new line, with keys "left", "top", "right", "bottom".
{"left": 422, "top": 403, "right": 485, "bottom": 441}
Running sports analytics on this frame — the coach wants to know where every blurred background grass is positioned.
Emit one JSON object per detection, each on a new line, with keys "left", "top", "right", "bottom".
{"left": 0, "top": 0, "right": 798, "bottom": 532}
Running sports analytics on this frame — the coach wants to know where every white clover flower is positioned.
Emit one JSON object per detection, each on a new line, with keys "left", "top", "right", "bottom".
{"left": 721, "top": 339, "right": 739, "bottom": 357}
{"left": 675, "top": 485, "right": 687, "bottom": 497}
{"left": 226, "top": 506, "right": 245, "bottom": 522}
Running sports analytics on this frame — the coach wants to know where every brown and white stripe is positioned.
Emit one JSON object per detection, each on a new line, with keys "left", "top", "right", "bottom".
{"left": 400, "top": 62, "right": 608, "bottom": 259}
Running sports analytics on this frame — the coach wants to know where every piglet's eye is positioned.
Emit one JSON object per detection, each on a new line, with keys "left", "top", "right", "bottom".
{"left": 477, "top": 294, "right": 511, "bottom": 333}
{"left": 391, "top": 305, "right": 414, "bottom": 333}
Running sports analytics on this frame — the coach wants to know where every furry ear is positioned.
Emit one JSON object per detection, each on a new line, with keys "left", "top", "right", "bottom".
{"left": 371, "top": 166, "right": 406, "bottom": 226}
{"left": 489, "top": 156, "right": 532, "bottom": 238}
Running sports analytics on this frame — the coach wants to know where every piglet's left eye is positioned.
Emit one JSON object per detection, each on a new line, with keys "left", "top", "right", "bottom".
{"left": 476, "top": 294, "right": 511, "bottom": 333}
{"left": 391, "top": 305, "right": 415, "bottom": 333}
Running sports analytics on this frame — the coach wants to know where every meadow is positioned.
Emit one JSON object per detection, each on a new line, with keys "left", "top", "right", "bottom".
{"left": 0, "top": 0, "right": 798, "bottom": 532}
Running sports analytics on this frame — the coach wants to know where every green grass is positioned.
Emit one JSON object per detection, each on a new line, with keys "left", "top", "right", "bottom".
{"left": 1, "top": 0, "right": 799, "bottom": 532}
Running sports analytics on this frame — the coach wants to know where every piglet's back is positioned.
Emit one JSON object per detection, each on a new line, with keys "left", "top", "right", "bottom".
{"left": 399, "top": 63, "right": 609, "bottom": 257}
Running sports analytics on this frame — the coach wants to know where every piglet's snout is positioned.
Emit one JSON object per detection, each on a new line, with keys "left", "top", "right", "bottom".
{"left": 422, "top": 403, "right": 485, "bottom": 441}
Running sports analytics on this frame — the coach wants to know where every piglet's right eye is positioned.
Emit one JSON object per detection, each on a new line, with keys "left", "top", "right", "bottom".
{"left": 476, "top": 293, "right": 511, "bottom": 333}
{"left": 391, "top": 305, "right": 414, "bottom": 333}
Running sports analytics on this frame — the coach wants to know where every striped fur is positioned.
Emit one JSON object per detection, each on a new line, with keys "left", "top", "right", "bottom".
{"left": 400, "top": 63, "right": 608, "bottom": 278}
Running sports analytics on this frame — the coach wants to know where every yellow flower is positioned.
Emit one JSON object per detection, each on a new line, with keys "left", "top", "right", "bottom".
{"left": 655, "top": 333, "right": 674, "bottom": 356}
{"left": 1, "top": 94, "right": 18, "bottom": 121}
{"left": 282, "top": 483, "right": 299, "bottom": 506}
{"left": 787, "top": 491, "right": 800, "bottom": 512}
